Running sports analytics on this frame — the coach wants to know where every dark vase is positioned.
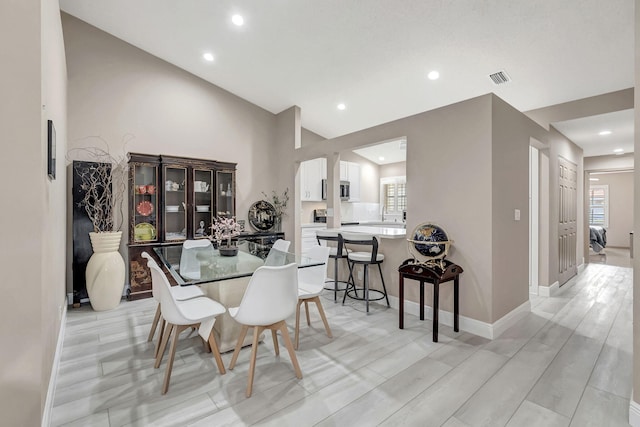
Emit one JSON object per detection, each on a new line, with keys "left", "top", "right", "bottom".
{"left": 218, "top": 246, "right": 238, "bottom": 257}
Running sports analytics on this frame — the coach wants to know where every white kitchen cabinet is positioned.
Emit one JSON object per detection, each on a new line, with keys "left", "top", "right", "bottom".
{"left": 338, "top": 161, "right": 361, "bottom": 202}
{"left": 301, "top": 158, "right": 326, "bottom": 201}
{"left": 340, "top": 162, "right": 348, "bottom": 181}
{"left": 346, "top": 162, "right": 360, "bottom": 201}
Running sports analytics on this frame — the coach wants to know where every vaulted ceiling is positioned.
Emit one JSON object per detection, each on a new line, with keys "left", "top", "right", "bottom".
{"left": 60, "top": 0, "right": 634, "bottom": 157}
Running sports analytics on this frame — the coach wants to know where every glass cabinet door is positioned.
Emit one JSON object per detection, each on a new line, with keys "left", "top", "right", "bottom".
{"left": 216, "top": 170, "right": 235, "bottom": 218}
{"left": 163, "top": 166, "right": 187, "bottom": 241}
{"left": 193, "top": 169, "right": 213, "bottom": 238}
{"left": 132, "top": 163, "right": 158, "bottom": 243}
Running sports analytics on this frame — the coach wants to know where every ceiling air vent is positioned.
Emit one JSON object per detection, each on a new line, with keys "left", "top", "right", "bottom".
{"left": 489, "top": 70, "right": 511, "bottom": 85}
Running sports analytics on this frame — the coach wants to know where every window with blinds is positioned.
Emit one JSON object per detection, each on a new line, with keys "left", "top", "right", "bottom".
{"left": 588, "top": 185, "right": 608, "bottom": 227}
{"left": 382, "top": 181, "right": 407, "bottom": 214}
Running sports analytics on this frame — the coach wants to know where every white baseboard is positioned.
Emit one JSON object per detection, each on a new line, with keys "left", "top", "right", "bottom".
{"left": 577, "top": 262, "right": 585, "bottom": 274}
{"left": 42, "top": 302, "right": 67, "bottom": 427}
{"left": 630, "top": 393, "right": 640, "bottom": 426}
{"left": 388, "top": 296, "right": 531, "bottom": 340}
{"left": 491, "top": 301, "right": 531, "bottom": 339}
{"left": 538, "top": 281, "right": 559, "bottom": 297}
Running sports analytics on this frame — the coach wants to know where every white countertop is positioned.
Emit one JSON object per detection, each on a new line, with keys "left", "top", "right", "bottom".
{"left": 327, "top": 225, "right": 406, "bottom": 239}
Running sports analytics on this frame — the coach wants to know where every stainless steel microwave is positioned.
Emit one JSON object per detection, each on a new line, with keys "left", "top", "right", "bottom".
{"left": 322, "top": 179, "right": 350, "bottom": 201}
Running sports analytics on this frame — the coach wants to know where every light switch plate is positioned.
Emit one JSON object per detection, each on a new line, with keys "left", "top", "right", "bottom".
{"left": 514, "top": 209, "right": 521, "bottom": 221}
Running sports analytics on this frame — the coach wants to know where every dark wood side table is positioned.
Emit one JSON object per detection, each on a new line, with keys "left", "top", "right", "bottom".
{"left": 398, "top": 258, "right": 463, "bottom": 342}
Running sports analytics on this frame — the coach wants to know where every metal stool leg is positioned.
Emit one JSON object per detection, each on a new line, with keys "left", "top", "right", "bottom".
{"left": 364, "top": 264, "right": 369, "bottom": 313}
{"left": 342, "top": 260, "right": 356, "bottom": 305}
{"left": 333, "top": 256, "right": 339, "bottom": 302}
{"left": 378, "top": 263, "right": 390, "bottom": 307}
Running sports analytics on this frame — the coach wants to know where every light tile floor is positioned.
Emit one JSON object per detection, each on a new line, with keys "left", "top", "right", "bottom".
{"left": 52, "top": 263, "right": 633, "bottom": 426}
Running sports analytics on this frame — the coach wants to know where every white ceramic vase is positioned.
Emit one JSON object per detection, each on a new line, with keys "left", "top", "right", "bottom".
{"left": 86, "top": 231, "right": 125, "bottom": 311}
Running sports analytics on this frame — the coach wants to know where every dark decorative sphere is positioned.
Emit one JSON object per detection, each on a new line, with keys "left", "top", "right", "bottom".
{"left": 411, "top": 223, "right": 449, "bottom": 258}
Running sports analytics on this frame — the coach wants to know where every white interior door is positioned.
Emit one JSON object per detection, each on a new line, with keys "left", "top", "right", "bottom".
{"left": 558, "top": 156, "right": 578, "bottom": 285}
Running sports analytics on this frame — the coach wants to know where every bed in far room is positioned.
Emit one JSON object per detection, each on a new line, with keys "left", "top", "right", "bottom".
{"left": 589, "top": 226, "right": 607, "bottom": 253}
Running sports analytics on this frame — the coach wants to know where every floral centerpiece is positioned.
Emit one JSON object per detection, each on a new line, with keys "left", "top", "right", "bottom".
{"left": 211, "top": 216, "right": 243, "bottom": 256}
{"left": 262, "top": 187, "right": 289, "bottom": 231}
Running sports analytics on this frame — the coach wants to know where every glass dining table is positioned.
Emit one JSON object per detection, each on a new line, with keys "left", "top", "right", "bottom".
{"left": 153, "top": 240, "right": 323, "bottom": 352}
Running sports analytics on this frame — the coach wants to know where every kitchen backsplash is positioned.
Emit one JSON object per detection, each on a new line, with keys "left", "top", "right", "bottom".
{"left": 340, "top": 202, "right": 380, "bottom": 222}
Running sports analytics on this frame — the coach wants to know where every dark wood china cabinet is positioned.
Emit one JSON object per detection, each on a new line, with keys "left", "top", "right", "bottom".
{"left": 127, "top": 153, "right": 236, "bottom": 300}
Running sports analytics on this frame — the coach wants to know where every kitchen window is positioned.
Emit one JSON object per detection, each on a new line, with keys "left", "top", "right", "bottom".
{"left": 588, "top": 184, "right": 608, "bottom": 227}
{"left": 381, "top": 176, "right": 406, "bottom": 214}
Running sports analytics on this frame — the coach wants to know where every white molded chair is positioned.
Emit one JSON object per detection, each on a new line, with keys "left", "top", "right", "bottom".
{"left": 147, "top": 251, "right": 204, "bottom": 356}
{"left": 141, "top": 252, "right": 226, "bottom": 394}
{"left": 295, "top": 245, "right": 332, "bottom": 349}
{"left": 271, "top": 239, "right": 291, "bottom": 252}
{"left": 180, "top": 239, "right": 214, "bottom": 280}
{"left": 228, "top": 263, "right": 302, "bottom": 397}
{"left": 264, "top": 239, "right": 292, "bottom": 266}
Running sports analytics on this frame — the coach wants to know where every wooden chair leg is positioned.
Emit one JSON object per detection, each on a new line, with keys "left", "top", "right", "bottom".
{"left": 271, "top": 329, "right": 280, "bottom": 356}
{"left": 278, "top": 321, "right": 302, "bottom": 379}
{"left": 207, "top": 330, "right": 226, "bottom": 375}
{"left": 155, "top": 323, "right": 173, "bottom": 369}
{"left": 148, "top": 304, "right": 161, "bottom": 342}
{"left": 246, "top": 326, "right": 263, "bottom": 398}
{"left": 304, "top": 301, "right": 311, "bottom": 326}
{"left": 229, "top": 325, "right": 249, "bottom": 370}
{"left": 154, "top": 317, "right": 166, "bottom": 359}
{"left": 162, "top": 324, "right": 187, "bottom": 395}
{"left": 313, "top": 296, "right": 333, "bottom": 338}
{"left": 295, "top": 299, "right": 303, "bottom": 350}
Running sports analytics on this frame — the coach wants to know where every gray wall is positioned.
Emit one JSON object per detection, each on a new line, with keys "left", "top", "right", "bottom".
{"left": 491, "top": 96, "right": 532, "bottom": 320}
{"left": 0, "top": 1, "right": 68, "bottom": 424}
{"left": 588, "top": 171, "right": 634, "bottom": 247}
{"left": 380, "top": 161, "right": 407, "bottom": 178}
{"left": 62, "top": 14, "right": 292, "bottom": 288}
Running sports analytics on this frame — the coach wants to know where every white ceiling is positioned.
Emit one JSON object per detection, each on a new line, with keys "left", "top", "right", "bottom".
{"left": 59, "top": 0, "right": 634, "bottom": 158}
{"left": 553, "top": 110, "right": 635, "bottom": 158}
{"left": 353, "top": 139, "right": 406, "bottom": 165}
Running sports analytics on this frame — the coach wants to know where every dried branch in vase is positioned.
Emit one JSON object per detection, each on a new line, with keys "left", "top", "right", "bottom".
{"left": 67, "top": 135, "right": 131, "bottom": 233}
{"left": 262, "top": 187, "right": 289, "bottom": 218}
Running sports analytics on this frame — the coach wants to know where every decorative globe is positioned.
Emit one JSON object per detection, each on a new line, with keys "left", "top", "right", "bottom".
{"left": 407, "top": 222, "right": 452, "bottom": 266}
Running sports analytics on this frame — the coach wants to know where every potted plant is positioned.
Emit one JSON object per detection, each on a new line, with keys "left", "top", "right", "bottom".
{"left": 262, "top": 188, "right": 289, "bottom": 232}
{"left": 68, "top": 137, "right": 129, "bottom": 311}
{"left": 211, "top": 216, "right": 243, "bottom": 256}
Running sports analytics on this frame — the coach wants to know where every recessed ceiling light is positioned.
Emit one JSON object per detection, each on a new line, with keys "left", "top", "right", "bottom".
{"left": 337, "top": 103, "right": 346, "bottom": 111}
{"left": 599, "top": 130, "right": 612, "bottom": 136}
{"left": 427, "top": 70, "right": 440, "bottom": 80}
{"left": 379, "top": 156, "right": 385, "bottom": 161}
{"left": 614, "top": 148, "right": 624, "bottom": 153}
{"left": 232, "top": 14, "right": 244, "bottom": 26}
{"left": 589, "top": 177, "right": 600, "bottom": 181}
{"left": 203, "top": 53, "right": 214, "bottom": 62}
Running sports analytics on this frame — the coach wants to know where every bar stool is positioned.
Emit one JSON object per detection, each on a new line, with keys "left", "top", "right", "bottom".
{"left": 341, "top": 232, "right": 390, "bottom": 313}
{"left": 316, "top": 230, "right": 350, "bottom": 302}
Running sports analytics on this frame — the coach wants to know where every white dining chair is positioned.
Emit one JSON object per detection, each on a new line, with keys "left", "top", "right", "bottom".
{"left": 295, "top": 245, "right": 332, "bottom": 349}
{"left": 179, "top": 239, "right": 214, "bottom": 280}
{"left": 146, "top": 251, "right": 204, "bottom": 357}
{"left": 228, "top": 262, "right": 302, "bottom": 397}
{"left": 141, "top": 252, "right": 226, "bottom": 394}
{"left": 271, "top": 239, "right": 291, "bottom": 252}
{"left": 264, "top": 239, "right": 291, "bottom": 266}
